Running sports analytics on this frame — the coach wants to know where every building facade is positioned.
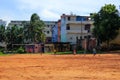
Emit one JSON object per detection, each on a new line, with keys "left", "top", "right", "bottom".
{"left": 52, "top": 22, "right": 58, "bottom": 42}
{"left": 52, "top": 20, "right": 61, "bottom": 42}
{"left": 60, "top": 14, "right": 94, "bottom": 45}
{"left": 8, "top": 21, "right": 29, "bottom": 28}
{"left": 0, "top": 19, "right": 6, "bottom": 26}
{"left": 43, "top": 21, "right": 57, "bottom": 43}
{"left": 57, "top": 20, "right": 61, "bottom": 42}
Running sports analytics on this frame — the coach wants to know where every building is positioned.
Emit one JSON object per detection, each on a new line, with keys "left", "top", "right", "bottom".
{"left": 57, "top": 20, "right": 61, "bottom": 42}
{"left": 52, "top": 22, "right": 58, "bottom": 42}
{"left": 60, "top": 14, "right": 94, "bottom": 45}
{"left": 0, "top": 19, "right": 6, "bottom": 26}
{"left": 52, "top": 20, "right": 61, "bottom": 42}
{"left": 8, "top": 21, "right": 29, "bottom": 28}
{"left": 43, "top": 21, "right": 57, "bottom": 43}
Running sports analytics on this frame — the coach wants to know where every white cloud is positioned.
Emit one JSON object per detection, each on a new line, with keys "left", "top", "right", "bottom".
{"left": 1, "top": 0, "right": 120, "bottom": 22}
{"left": 40, "top": 9, "right": 60, "bottom": 21}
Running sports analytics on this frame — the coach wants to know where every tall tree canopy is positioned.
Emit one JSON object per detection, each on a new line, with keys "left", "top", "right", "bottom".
{"left": 91, "top": 4, "right": 120, "bottom": 47}
{"left": 5, "top": 25, "right": 24, "bottom": 49}
{"left": 27, "top": 13, "right": 45, "bottom": 43}
{"left": 0, "top": 25, "right": 5, "bottom": 42}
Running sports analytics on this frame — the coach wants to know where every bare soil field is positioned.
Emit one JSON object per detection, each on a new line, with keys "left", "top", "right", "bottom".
{"left": 0, "top": 53, "right": 120, "bottom": 80}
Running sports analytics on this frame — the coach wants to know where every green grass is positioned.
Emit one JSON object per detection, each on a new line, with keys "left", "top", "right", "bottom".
{"left": 45, "top": 50, "right": 105, "bottom": 55}
{"left": 56, "top": 51, "right": 73, "bottom": 55}
{"left": 0, "top": 52, "right": 11, "bottom": 56}
{"left": 46, "top": 50, "right": 85, "bottom": 55}
{"left": 0, "top": 52, "right": 6, "bottom": 56}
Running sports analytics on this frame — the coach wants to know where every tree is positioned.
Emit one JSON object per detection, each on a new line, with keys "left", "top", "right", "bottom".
{"left": 91, "top": 4, "right": 120, "bottom": 48}
{"left": 22, "top": 21, "right": 31, "bottom": 43}
{"left": 0, "top": 25, "right": 5, "bottom": 42}
{"left": 29, "top": 13, "right": 46, "bottom": 43}
{"left": 5, "top": 25, "right": 24, "bottom": 50}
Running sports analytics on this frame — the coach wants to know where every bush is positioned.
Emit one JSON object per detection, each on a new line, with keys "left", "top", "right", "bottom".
{"left": 0, "top": 51, "right": 3, "bottom": 55}
{"left": 0, "top": 47, "right": 4, "bottom": 52}
{"left": 109, "top": 44, "right": 120, "bottom": 51}
{"left": 16, "top": 47, "right": 25, "bottom": 53}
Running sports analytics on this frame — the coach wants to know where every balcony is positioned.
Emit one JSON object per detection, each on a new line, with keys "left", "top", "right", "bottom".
{"left": 66, "top": 20, "right": 93, "bottom": 24}
{"left": 67, "top": 30, "right": 88, "bottom": 34}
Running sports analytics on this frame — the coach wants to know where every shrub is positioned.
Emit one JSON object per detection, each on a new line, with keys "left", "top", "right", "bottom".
{"left": 0, "top": 51, "right": 3, "bottom": 55}
{"left": 16, "top": 47, "right": 25, "bottom": 53}
{"left": 0, "top": 47, "right": 4, "bottom": 52}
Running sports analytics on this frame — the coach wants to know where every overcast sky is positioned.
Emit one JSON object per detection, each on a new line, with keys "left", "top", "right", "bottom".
{"left": 0, "top": 0, "right": 120, "bottom": 23}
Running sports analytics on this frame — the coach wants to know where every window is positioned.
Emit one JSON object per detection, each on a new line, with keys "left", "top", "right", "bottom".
{"left": 76, "top": 36, "right": 78, "bottom": 40}
{"left": 88, "top": 35, "right": 91, "bottom": 39}
{"left": 76, "top": 16, "right": 81, "bottom": 21}
{"left": 47, "top": 31, "right": 49, "bottom": 34}
{"left": 80, "top": 36, "right": 82, "bottom": 40}
{"left": 85, "top": 24, "right": 91, "bottom": 30}
{"left": 70, "top": 37, "right": 72, "bottom": 40}
{"left": 84, "top": 36, "right": 87, "bottom": 39}
{"left": 47, "top": 25, "right": 49, "bottom": 27}
{"left": 68, "top": 17, "right": 71, "bottom": 21}
{"left": 66, "top": 24, "right": 70, "bottom": 30}
{"left": 88, "top": 30, "right": 90, "bottom": 33}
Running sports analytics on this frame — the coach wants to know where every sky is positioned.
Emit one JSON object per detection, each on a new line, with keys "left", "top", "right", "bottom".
{"left": 0, "top": 0, "right": 120, "bottom": 23}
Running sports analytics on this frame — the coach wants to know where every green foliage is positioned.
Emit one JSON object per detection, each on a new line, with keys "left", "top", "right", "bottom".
{"left": 16, "top": 46, "right": 25, "bottom": 53}
{"left": 5, "top": 25, "right": 24, "bottom": 49}
{"left": 91, "top": 4, "right": 120, "bottom": 47}
{"left": 0, "top": 52, "right": 4, "bottom": 55}
{"left": 23, "top": 13, "right": 46, "bottom": 44}
{"left": 0, "top": 25, "right": 5, "bottom": 42}
{"left": 27, "top": 13, "right": 46, "bottom": 43}
{"left": 0, "top": 47, "right": 4, "bottom": 52}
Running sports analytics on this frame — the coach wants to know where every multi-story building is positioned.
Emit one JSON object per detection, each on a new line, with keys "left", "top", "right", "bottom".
{"left": 57, "top": 20, "right": 61, "bottom": 42}
{"left": 52, "top": 22, "right": 58, "bottom": 42}
{"left": 52, "top": 20, "right": 61, "bottom": 42}
{"left": 43, "top": 21, "right": 57, "bottom": 43}
{"left": 8, "top": 20, "right": 57, "bottom": 43}
{"left": 60, "top": 14, "right": 94, "bottom": 45}
{"left": 8, "top": 21, "right": 29, "bottom": 28}
{"left": 0, "top": 19, "right": 6, "bottom": 26}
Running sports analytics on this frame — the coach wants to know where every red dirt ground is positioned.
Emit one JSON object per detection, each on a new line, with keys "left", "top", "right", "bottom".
{"left": 0, "top": 53, "right": 120, "bottom": 80}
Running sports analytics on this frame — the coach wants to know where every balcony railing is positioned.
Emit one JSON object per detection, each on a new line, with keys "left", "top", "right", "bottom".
{"left": 67, "top": 30, "right": 88, "bottom": 34}
{"left": 66, "top": 21, "right": 93, "bottom": 24}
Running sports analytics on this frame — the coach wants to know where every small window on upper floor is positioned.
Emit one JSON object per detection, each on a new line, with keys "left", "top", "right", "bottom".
{"left": 66, "top": 24, "right": 70, "bottom": 30}
{"left": 85, "top": 24, "right": 91, "bottom": 30}
{"left": 80, "top": 36, "right": 82, "bottom": 40}
{"left": 47, "top": 31, "right": 50, "bottom": 34}
{"left": 76, "top": 36, "right": 78, "bottom": 40}
{"left": 68, "top": 17, "right": 71, "bottom": 21}
{"left": 70, "top": 37, "right": 72, "bottom": 40}
{"left": 88, "top": 35, "right": 91, "bottom": 39}
{"left": 84, "top": 36, "right": 87, "bottom": 39}
{"left": 88, "top": 30, "right": 90, "bottom": 33}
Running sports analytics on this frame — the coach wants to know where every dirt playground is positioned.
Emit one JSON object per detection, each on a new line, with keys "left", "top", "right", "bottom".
{"left": 0, "top": 53, "right": 120, "bottom": 80}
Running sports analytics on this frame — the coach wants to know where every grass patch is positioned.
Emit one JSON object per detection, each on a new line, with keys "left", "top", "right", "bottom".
{"left": 57, "top": 51, "right": 73, "bottom": 55}
{"left": 0, "top": 52, "right": 8, "bottom": 56}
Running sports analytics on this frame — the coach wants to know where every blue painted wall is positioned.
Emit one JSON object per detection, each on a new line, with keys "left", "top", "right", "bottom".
{"left": 76, "top": 16, "right": 87, "bottom": 21}
{"left": 52, "top": 23, "right": 58, "bottom": 42}
{"left": 61, "top": 16, "right": 67, "bottom": 42}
